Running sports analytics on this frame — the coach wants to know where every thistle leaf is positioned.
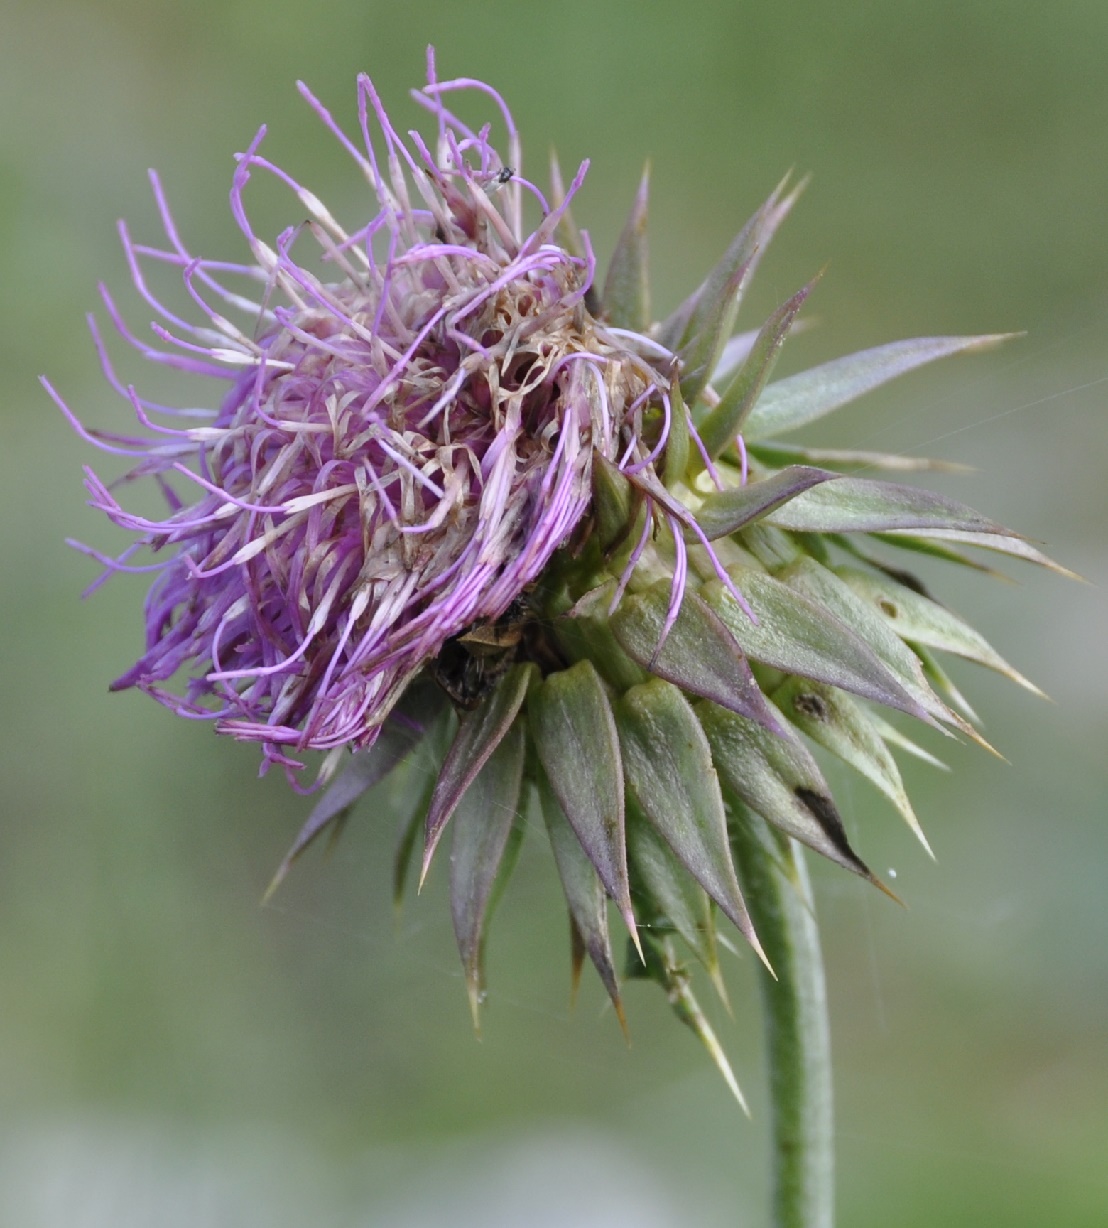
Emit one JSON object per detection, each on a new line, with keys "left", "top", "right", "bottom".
{"left": 749, "top": 441, "right": 974, "bottom": 474}
{"left": 778, "top": 556, "right": 956, "bottom": 729}
{"left": 867, "top": 709, "right": 951, "bottom": 770}
{"left": 611, "top": 579, "right": 782, "bottom": 732}
{"left": 538, "top": 772, "right": 625, "bottom": 1028}
{"left": 548, "top": 150, "right": 586, "bottom": 262}
{"left": 668, "top": 177, "right": 802, "bottom": 404}
{"left": 422, "top": 663, "right": 536, "bottom": 880}
{"left": 601, "top": 163, "right": 650, "bottom": 332}
{"left": 910, "top": 642, "right": 983, "bottom": 725}
{"left": 638, "top": 935, "right": 748, "bottom": 1111}
{"left": 835, "top": 533, "right": 1005, "bottom": 578}
{"left": 877, "top": 529, "right": 1080, "bottom": 578}
{"left": 671, "top": 940, "right": 748, "bottom": 1108}
{"left": 266, "top": 683, "right": 447, "bottom": 899}
{"left": 835, "top": 566, "right": 1045, "bottom": 696}
{"left": 627, "top": 805, "right": 727, "bottom": 1004}
{"left": 450, "top": 720, "right": 527, "bottom": 1029}
{"left": 765, "top": 475, "right": 1014, "bottom": 537}
{"left": 568, "top": 917, "right": 588, "bottom": 1008}
{"left": 711, "top": 317, "right": 817, "bottom": 388}
{"left": 659, "top": 186, "right": 778, "bottom": 352}
{"left": 693, "top": 465, "right": 838, "bottom": 541}
{"left": 743, "top": 334, "right": 1014, "bottom": 441}
{"left": 698, "top": 275, "right": 819, "bottom": 459}
{"left": 697, "top": 698, "right": 882, "bottom": 886}
{"left": 393, "top": 769, "right": 441, "bottom": 915}
{"left": 591, "top": 452, "right": 637, "bottom": 552}
{"left": 710, "top": 328, "right": 760, "bottom": 386}
{"left": 917, "top": 644, "right": 1011, "bottom": 758}
{"left": 555, "top": 580, "right": 650, "bottom": 693}
{"left": 528, "top": 660, "right": 639, "bottom": 956}
{"left": 772, "top": 676, "right": 932, "bottom": 856}
{"left": 617, "top": 679, "right": 766, "bottom": 965}
{"left": 663, "top": 379, "right": 691, "bottom": 491}
{"left": 702, "top": 565, "right": 933, "bottom": 722}
{"left": 677, "top": 251, "right": 757, "bottom": 407}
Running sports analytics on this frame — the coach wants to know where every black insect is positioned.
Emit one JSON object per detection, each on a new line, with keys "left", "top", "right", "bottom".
{"left": 430, "top": 595, "right": 530, "bottom": 710}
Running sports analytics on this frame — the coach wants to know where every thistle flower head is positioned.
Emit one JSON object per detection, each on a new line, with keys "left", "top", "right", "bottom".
{"left": 56, "top": 51, "right": 1069, "bottom": 1096}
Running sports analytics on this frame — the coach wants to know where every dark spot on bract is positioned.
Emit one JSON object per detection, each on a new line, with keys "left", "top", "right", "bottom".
{"left": 793, "top": 691, "right": 829, "bottom": 722}
{"left": 878, "top": 598, "right": 899, "bottom": 618}
{"left": 794, "top": 787, "right": 862, "bottom": 867}
{"left": 873, "top": 563, "right": 932, "bottom": 598}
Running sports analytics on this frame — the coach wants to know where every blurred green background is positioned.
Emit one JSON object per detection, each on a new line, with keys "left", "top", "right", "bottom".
{"left": 2, "top": 0, "right": 1106, "bottom": 1224}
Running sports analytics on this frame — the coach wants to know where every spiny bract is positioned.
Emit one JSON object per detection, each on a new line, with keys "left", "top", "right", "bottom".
{"left": 54, "top": 49, "right": 1069, "bottom": 1097}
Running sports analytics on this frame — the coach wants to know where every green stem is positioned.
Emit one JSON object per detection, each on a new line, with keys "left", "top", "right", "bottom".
{"left": 731, "top": 811, "right": 833, "bottom": 1228}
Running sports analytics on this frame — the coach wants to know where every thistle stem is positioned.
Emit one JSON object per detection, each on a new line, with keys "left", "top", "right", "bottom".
{"left": 731, "top": 811, "right": 833, "bottom": 1228}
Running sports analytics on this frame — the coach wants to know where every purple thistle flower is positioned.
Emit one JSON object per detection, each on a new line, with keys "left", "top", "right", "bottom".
{"left": 48, "top": 50, "right": 691, "bottom": 778}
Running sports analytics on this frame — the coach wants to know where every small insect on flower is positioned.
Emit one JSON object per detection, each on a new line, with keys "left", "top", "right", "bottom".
{"left": 54, "top": 47, "right": 1070, "bottom": 1094}
{"left": 431, "top": 593, "right": 533, "bottom": 710}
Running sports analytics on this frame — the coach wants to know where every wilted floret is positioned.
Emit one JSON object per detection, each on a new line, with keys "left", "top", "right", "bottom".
{"left": 56, "top": 50, "right": 1069, "bottom": 1096}
{"left": 49, "top": 55, "right": 684, "bottom": 769}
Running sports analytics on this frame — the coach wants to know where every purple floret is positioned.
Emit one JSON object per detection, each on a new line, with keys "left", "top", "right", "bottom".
{"left": 49, "top": 49, "right": 681, "bottom": 778}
